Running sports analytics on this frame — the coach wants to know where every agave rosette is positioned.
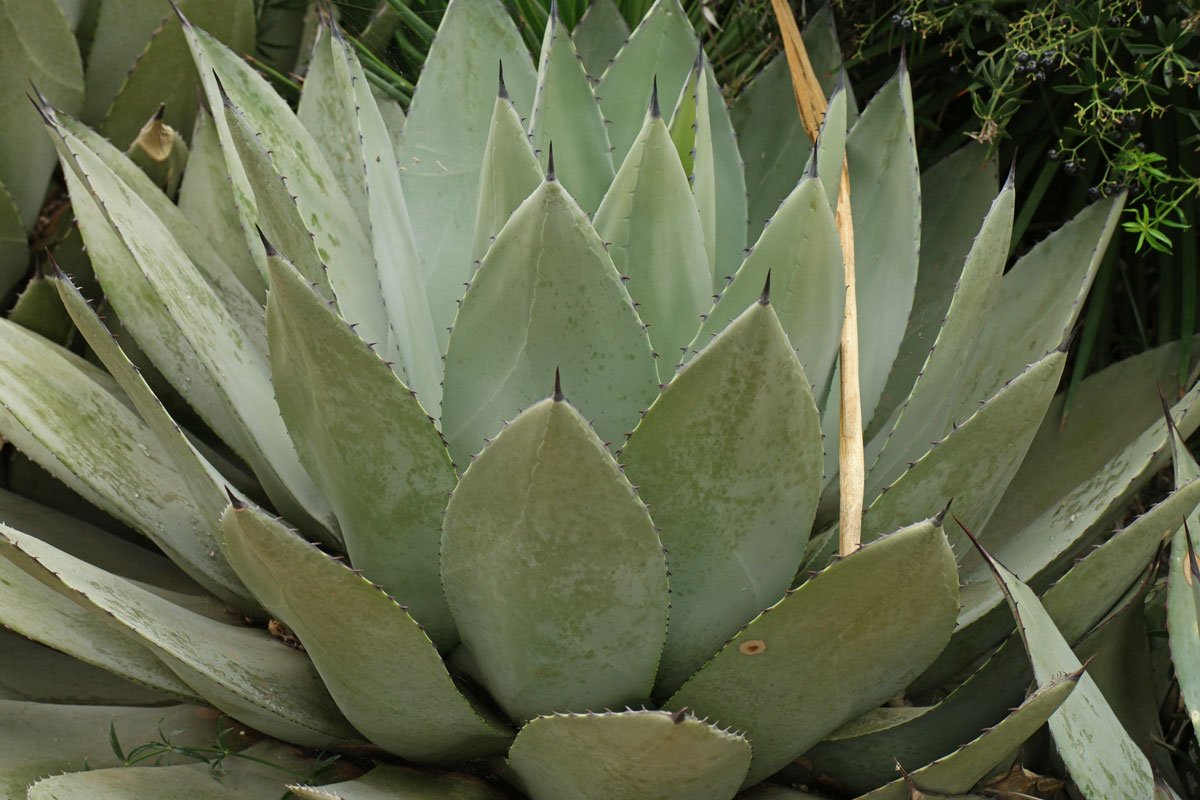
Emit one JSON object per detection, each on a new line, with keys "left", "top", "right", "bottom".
{"left": 0, "top": 1, "right": 1197, "bottom": 798}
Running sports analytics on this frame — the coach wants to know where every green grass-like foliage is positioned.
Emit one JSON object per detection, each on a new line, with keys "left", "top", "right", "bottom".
{"left": 1, "top": 1, "right": 1198, "bottom": 798}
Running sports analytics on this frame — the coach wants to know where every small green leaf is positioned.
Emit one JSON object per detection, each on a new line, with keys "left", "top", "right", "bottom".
{"left": 441, "top": 179, "right": 657, "bottom": 465}
{"left": 266, "top": 254, "right": 458, "bottom": 650}
{"left": 598, "top": 0, "right": 697, "bottom": 166}
{"left": 529, "top": 10, "right": 613, "bottom": 212}
{"left": 508, "top": 711, "right": 751, "bottom": 800}
{"left": 441, "top": 397, "right": 668, "bottom": 721}
{"left": 622, "top": 300, "right": 822, "bottom": 696}
{"left": 594, "top": 106, "right": 710, "bottom": 376}
{"left": 221, "top": 500, "right": 512, "bottom": 761}
{"left": 665, "top": 518, "right": 958, "bottom": 786}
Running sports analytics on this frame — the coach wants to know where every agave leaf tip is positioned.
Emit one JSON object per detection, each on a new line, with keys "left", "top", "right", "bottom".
{"left": 649, "top": 76, "right": 661, "bottom": 119}
{"left": 553, "top": 367, "right": 564, "bottom": 402}
{"left": 758, "top": 270, "right": 771, "bottom": 306}
{"left": 498, "top": 60, "right": 508, "bottom": 100}
{"left": 546, "top": 142, "right": 557, "bottom": 181}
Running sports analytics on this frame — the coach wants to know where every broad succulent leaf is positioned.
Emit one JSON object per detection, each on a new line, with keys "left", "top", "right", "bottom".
{"left": 0, "top": 316, "right": 245, "bottom": 602}
{"left": 1167, "top": 414, "right": 1200, "bottom": 743}
{"left": 441, "top": 178, "right": 658, "bottom": 465}
{"left": 220, "top": 499, "right": 512, "bottom": 761}
{"left": 441, "top": 396, "right": 668, "bottom": 721}
{"left": 398, "top": 0, "right": 536, "bottom": 353}
{"left": 317, "top": 23, "right": 444, "bottom": 417}
{"left": 668, "top": 55, "right": 749, "bottom": 287}
{"left": 593, "top": 98, "right": 710, "bottom": 374}
{"left": 809, "top": 82, "right": 848, "bottom": 210}
{"left": 288, "top": 766, "right": 507, "bottom": 800}
{"left": 848, "top": 348, "right": 1066, "bottom": 559}
{"left": 732, "top": 5, "right": 846, "bottom": 246}
{"left": 598, "top": 0, "right": 697, "bottom": 165}
{"left": 977, "top": 539, "right": 1155, "bottom": 798}
{"left": 868, "top": 143, "right": 999, "bottom": 439}
{"left": 0, "top": 541, "right": 199, "bottom": 702}
{"left": 866, "top": 171, "right": 1014, "bottom": 494}
{"left": 843, "top": 64, "right": 920, "bottom": 434}
{"left": 572, "top": 0, "right": 629, "bottom": 78}
{"left": 951, "top": 194, "right": 1124, "bottom": 421}
{"left": 0, "top": 629, "right": 171, "bottom": 706}
{"left": 665, "top": 518, "right": 959, "bottom": 785}
{"left": 688, "top": 174, "right": 843, "bottom": 405}
{"left": 529, "top": 7, "right": 613, "bottom": 213}
{"left": 507, "top": 710, "right": 752, "bottom": 800}
{"left": 26, "top": 741, "right": 311, "bottom": 800}
{"left": 856, "top": 674, "right": 1079, "bottom": 800}
{"left": 0, "top": 0, "right": 84, "bottom": 231}
{"left": 44, "top": 106, "right": 337, "bottom": 542}
{"left": 177, "top": 106, "right": 266, "bottom": 300}
{"left": 0, "top": 527, "right": 358, "bottom": 748}
{"left": 622, "top": 299, "right": 822, "bottom": 695}
{"left": 0, "top": 182, "right": 26, "bottom": 299}
{"left": 806, "top": 478, "right": 1200, "bottom": 792}
{"left": 471, "top": 86, "right": 543, "bottom": 264}
{"left": 0, "top": 701, "right": 218, "bottom": 799}
{"left": 266, "top": 253, "right": 458, "bottom": 649}
{"left": 921, "top": 339, "right": 1200, "bottom": 689}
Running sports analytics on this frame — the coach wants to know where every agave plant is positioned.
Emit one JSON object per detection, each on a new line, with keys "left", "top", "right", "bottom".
{"left": 1, "top": 1, "right": 1198, "bottom": 799}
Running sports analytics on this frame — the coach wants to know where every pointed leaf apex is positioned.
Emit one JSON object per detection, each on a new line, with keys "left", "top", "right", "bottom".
{"left": 649, "top": 76, "right": 661, "bottom": 119}
{"left": 167, "top": 0, "right": 188, "bottom": 25}
{"left": 224, "top": 487, "right": 245, "bottom": 511}
{"left": 1159, "top": 384, "right": 1179, "bottom": 436}
{"left": 256, "top": 226, "right": 278, "bottom": 257}
{"left": 553, "top": 368, "right": 564, "bottom": 402}
{"left": 45, "top": 251, "right": 69, "bottom": 282}
{"left": 898, "top": 47, "right": 908, "bottom": 74}
{"left": 692, "top": 45, "right": 704, "bottom": 74}
{"left": 212, "top": 72, "right": 234, "bottom": 108}
{"left": 153, "top": 103, "right": 166, "bottom": 121}
{"left": 934, "top": 498, "right": 953, "bottom": 527}
{"left": 806, "top": 143, "right": 819, "bottom": 179}
{"left": 25, "top": 91, "right": 54, "bottom": 126}
{"left": 834, "top": 68, "right": 847, "bottom": 94}
{"left": 498, "top": 60, "right": 509, "bottom": 100}
{"left": 1005, "top": 152, "right": 1018, "bottom": 188}
{"left": 758, "top": 271, "right": 771, "bottom": 306}
{"left": 1057, "top": 323, "right": 1080, "bottom": 353}
{"left": 546, "top": 142, "right": 556, "bottom": 181}
{"left": 549, "top": 0, "right": 559, "bottom": 22}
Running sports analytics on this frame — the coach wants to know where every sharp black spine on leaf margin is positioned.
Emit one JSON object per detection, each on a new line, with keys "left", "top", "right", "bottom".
{"left": 224, "top": 487, "right": 245, "bottom": 510}
{"left": 758, "top": 270, "right": 771, "bottom": 306}
{"left": 649, "top": 76, "right": 661, "bottom": 119}
{"left": 934, "top": 498, "right": 953, "bottom": 527}
{"left": 546, "top": 142, "right": 557, "bottom": 181}
{"left": 1057, "top": 323, "right": 1081, "bottom": 353}
{"left": 498, "top": 61, "right": 508, "bottom": 100}
{"left": 553, "top": 367, "right": 564, "bottom": 402}
{"left": 256, "top": 226, "right": 279, "bottom": 257}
